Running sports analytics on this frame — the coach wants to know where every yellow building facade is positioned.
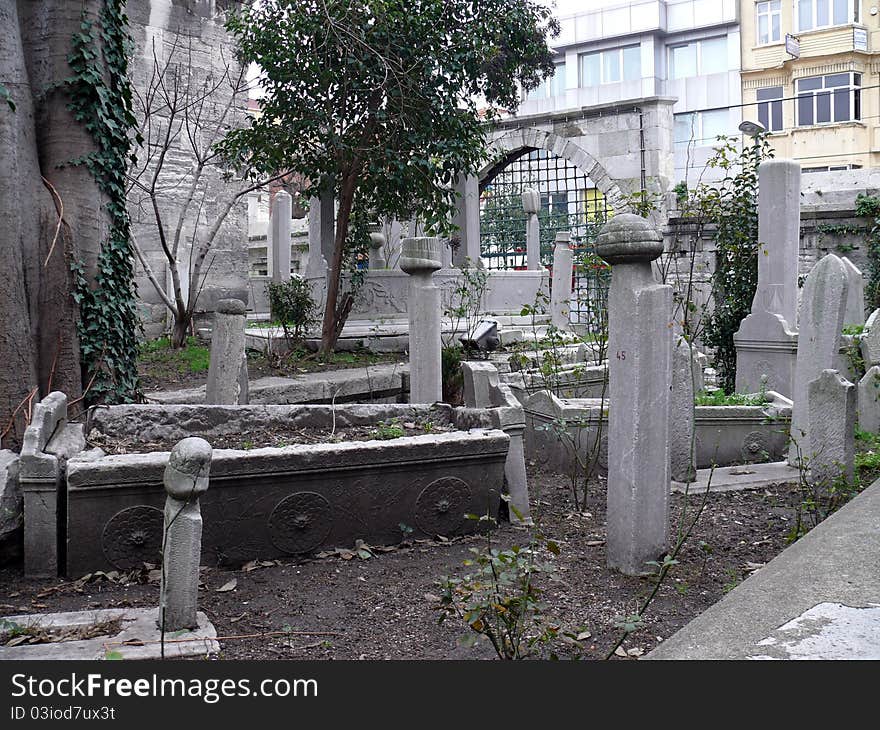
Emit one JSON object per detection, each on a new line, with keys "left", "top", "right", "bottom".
{"left": 741, "top": 0, "right": 880, "bottom": 171}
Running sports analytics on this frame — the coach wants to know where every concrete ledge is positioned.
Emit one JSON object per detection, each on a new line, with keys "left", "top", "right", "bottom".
{"left": 0, "top": 608, "right": 218, "bottom": 660}
{"left": 648, "top": 478, "right": 880, "bottom": 659}
{"left": 671, "top": 461, "right": 802, "bottom": 494}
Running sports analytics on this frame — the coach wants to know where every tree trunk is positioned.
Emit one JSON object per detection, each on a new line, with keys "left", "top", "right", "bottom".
{"left": 319, "top": 167, "right": 360, "bottom": 356}
{"left": 0, "top": 0, "right": 113, "bottom": 442}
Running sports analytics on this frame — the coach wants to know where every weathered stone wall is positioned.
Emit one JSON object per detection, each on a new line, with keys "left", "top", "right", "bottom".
{"left": 126, "top": 0, "right": 248, "bottom": 340}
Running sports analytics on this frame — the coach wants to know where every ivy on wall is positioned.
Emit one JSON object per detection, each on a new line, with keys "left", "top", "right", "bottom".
{"left": 855, "top": 193, "right": 880, "bottom": 311}
{"left": 67, "top": 0, "right": 142, "bottom": 403}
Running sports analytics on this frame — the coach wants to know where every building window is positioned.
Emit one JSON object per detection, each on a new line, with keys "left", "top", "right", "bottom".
{"left": 796, "top": 72, "right": 861, "bottom": 126}
{"left": 797, "top": 0, "right": 859, "bottom": 32}
{"left": 674, "top": 108, "right": 730, "bottom": 146}
{"left": 525, "top": 63, "right": 567, "bottom": 100}
{"left": 669, "top": 37, "right": 728, "bottom": 80}
{"left": 579, "top": 45, "right": 641, "bottom": 87}
{"left": 757, "top": 1, "right": 782, "bottom": 45}
{"left": 757, "top": 86, "right": 784, "bottom": 132}
{"left": 803, "top": 164, "right": 862, "bottom": 172}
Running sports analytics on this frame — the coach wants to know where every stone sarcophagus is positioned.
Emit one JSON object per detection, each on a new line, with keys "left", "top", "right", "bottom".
{"left": 63, "top": 404, "right": 508, "bottom": 576}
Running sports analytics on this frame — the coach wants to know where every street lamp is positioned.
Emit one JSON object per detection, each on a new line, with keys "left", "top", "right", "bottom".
{"left": 738, "top": 120, "right": 766, "bottom": 138}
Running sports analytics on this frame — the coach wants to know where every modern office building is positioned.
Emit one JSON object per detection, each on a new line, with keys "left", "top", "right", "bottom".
{"left": 741, "top": 0, "right": 878, "bottom": 172}
{"left": 515, "top": 0, "right": 743, "bottom": 185}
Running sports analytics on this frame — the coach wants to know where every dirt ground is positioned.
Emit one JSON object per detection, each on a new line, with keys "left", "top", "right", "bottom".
{"left": 138, "top": 343, "right": 405, "bottom": 394}
{"left": 0, "top": 465, "right": 805, "bottom": 660}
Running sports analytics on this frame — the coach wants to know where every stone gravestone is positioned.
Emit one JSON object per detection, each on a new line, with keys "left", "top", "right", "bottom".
{"left": 400, "top": 237, "right": 443, "bottom": 403}
{"left": 806, "top": 370, "right": 855, "bottom": 490}
{"left": 368, "top": 226, "right": 386, "bottom": 269}
{"left": 461, "top": 361, "right": 531, "bottom": 525}
{"left": 597, "top": 214, "right": 672, "bottom": 576}
{"left": 522, "top": 188, "right": 541, "bottom": 271}
{"left": 859, "top": 309, "right": 880, "bottom": 369}
{"left": 271, "top": 190, "right": 292, "bottom": 282}
{"left": 206, "top": 298, "right": 248, "bottom": 405}
{"left": 670, "top": 336, "right": 703, "bottom": 483}
{"left": 788, "top": 254, "right": 849, "bottom": 466}
{"left": 841, "top": 257, "right": 866, "bottom": 328}
{"left": 550, "top": 231, "right": 573, "bottom": 332}
{"left": 858, "top": 365, "right": 880, "bottom": 433}
{"left": 734, "top": 160, "right": 800, "bottom": 398}
{"left": 160, "top": 437, "right": 212, "bottom": 632}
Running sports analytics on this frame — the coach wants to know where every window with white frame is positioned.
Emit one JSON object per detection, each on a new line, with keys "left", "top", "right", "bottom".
{"left": 579, "top": 45, "right": 641, "bottom": 86}
{"left": 757, "top": 86, "right": 784, "bottom": 132}
{"left": 796, "top": 72, "right": 861, "bottom": 126}
{"left": 674, "top": 108, "right": 730, "bottom": 146}
{"left": 796, "top": 0, "right": 859, "bottom": 32}
{"left": 669, "top": 36, "right": 728, "bottom": 80}
{"left": 525, "top": 63, "right": 567, "bottom": 101}
{"left": 757, "top": 1, "right": 782, "bottom": 45}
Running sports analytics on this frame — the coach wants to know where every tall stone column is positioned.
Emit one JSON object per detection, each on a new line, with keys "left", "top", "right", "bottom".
{"left": 270, "top": 190, "right": 291, "bottom": 282}
{"left": 159, "top": 437, "right": 212, "bottom": 632}
{"left": 206, "top": 299, "right": 248, "bottom": 405}
{"left": 734, "top": 160, "right": 800, "bottom": 396}
{"left": 522, "top": 188, "right": 541, "bottom": 271}
{"left": 597, "top": 214, "right": 672, "bottom": 576}
{"left": 401, "top": 237, "right": 443, "bottom": 403}
{"left": 550, "top": 231, "right": 573, "bottom": 331}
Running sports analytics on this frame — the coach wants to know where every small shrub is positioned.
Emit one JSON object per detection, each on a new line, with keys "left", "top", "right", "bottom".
{"left": 266, "top": 276, "right": 317, "bottom": 345}
{"left": 371, "top": 419, "right": 404, "bottom": 440}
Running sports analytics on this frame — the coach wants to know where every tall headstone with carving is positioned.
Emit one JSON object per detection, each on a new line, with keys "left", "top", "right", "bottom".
{"left": 788, "top": 254, "right": 849, "bottom": 465}
{"left": 734, "top": 160, "right": 801, "bottom": 398}
{"left": 401, "top": 237, "right": 443, "bottom": 403}
{"left": 160, "top": 437, "right": 212, "bottom": 632}
{"left": 597, "top": 214, "right": 672, "bottom": 576}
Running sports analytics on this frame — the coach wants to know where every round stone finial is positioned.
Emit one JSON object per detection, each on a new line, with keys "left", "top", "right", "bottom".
{"left": 399, "top": 237, "right": 442, "bottom": 274}
{"left": 216, "top": 298, "right": 247, "bottom": 316}
{"left": 369, "top": 231, "right": 386, "bottom": 250}
{"left": 595, "top": 213, "right": 663, "bottom": 265}
{"left": 164, "top": 437, "right": 212, "bottom": 501}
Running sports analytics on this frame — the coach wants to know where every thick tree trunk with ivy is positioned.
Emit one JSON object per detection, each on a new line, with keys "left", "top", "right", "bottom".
{"left": 0, "top": 1, "right": 95, "bottom": 446}
{"left": 0, "top": 0, "right": 140, "bottom": 445}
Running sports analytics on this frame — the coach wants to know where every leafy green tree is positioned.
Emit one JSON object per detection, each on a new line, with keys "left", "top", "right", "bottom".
{"left": 219, "top": 0, "right": 558, "bottom": 354}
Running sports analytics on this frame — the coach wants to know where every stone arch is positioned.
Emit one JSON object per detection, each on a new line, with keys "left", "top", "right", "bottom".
{"left": 479, "top": 127, "right": 630, "bottom": 214}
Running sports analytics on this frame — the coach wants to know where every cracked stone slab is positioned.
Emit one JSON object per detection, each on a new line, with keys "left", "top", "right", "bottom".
{"left": 750, "top": 603, "right": 880, "bottom": 660}
{"left": 0, "top": 607, "right": 218, "bottom": 660}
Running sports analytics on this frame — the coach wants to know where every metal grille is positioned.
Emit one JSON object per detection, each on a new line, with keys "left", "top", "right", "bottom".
{"left": 478, "top": 147, "right": 613, "bottom": 329}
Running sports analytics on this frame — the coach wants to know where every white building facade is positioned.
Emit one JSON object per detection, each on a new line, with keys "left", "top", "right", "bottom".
{"left": 517, "top": 0, "right": 743, "bottom": 185}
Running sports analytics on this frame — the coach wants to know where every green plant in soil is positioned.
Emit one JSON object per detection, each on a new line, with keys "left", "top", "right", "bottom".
{"left": 370, "top": 420, "right": 405, "bottom": 441}
{"left": 139, "top": 337, "right": 209, "bottom": 375}
{"left": 436, "top": 507, "right": 586, "bottom": 660}
{"left": 694, "top": 390, "right": 769, "bottom": 407}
